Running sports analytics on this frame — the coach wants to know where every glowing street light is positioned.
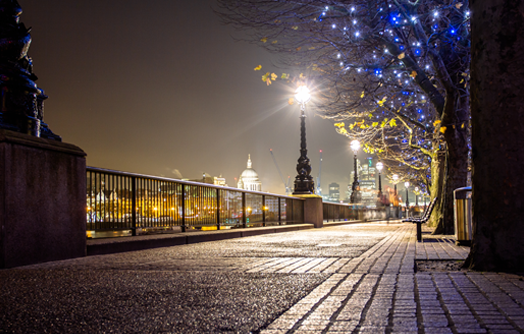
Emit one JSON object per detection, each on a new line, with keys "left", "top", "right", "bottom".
{"left": 293, "top": 84, "right": 315, "bottom": 194}
{"left": 392, "top": 174, "right": 399, "bottom": 195}
{"left": 350, "top": 139, "right": 361, "bottom": 203}
{"left": 376, "top": 162, "right": 384, "bottom": 200}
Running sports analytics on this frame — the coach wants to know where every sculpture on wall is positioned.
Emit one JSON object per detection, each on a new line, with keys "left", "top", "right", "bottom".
{"left": 0, "top": 0, "right": 60, "bottom": 140}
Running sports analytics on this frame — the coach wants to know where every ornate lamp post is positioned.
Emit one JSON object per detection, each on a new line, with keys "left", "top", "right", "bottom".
{"left": 404, "top": 181, "right": 410, "bottom": 217}
{"left": 376, "top": 162, "right": 384, "bottom": 200}
{"left": 293, "top": 85, "right": 314, "bottom": 195}
{"left": 392, "top": 174, "right": 399, "bottom": 197}
{"left": 350, "top": 140, "right": 361, "bottom": 203}
{"left": 392, "top": 174, "right": 399, "bottom": 217}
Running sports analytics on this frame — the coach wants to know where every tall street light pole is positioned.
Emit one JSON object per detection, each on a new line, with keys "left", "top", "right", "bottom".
{"left": 376, "top": 162, "right": 383, "bottom": 204}
{"left": 293, "top": 85, "right": 314, "bottom": 195}
{"left": 404, "top": 181, "right": 410, "bottom": 217}
{"left": 350, "top": 140, "right": 361, "bottom": 203}
{"left": 392, "top": 174, "right": 399, "bottom": 218}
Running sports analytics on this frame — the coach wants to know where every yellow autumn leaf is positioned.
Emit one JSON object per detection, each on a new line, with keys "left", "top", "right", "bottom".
{"left": 271, "top": 73, "right": 277, "bottom": 81}
{"left": 410, "top": 71, "right": 417, "bottom": 78}
{"left": 254, "top": 65, "right": 262, "bottom": 71}
{"left": 262, "top": 72, "right": 272, "bottom": 85}
{"left": 339, "top": 128, "right": 348, "bottom": 135}
{"left": 398, "top": 53, "right": 405, "bottom": 59}
{"left": 434, "top": 120, "right": 441, "bottom": 126}
{"left": 377, "top": 96, "right": 387, "bottom": 106}
{"left": 271, "top": 40, "right": 278, "bottom": 44}
{"left": 288, "top": 98, "right": 294, "bottom": 105}
{"left": 299, "top": 73, "right": 305, "bottom": 79}
{"left": 460, "top": 79, "right": 464, "bottom": 83}
{"left": 360, "top": 91, "right": 365, "bottom": 98}
{"left": 390, "top": 119, "right": 397, "bottom": 127}
{"left": 281, "top": 73, "right": 290, "bottom": 79}
{"left": 260, "top": 37, "right": 268, "bottom": 43}
{"left": 292, "top": 26, "right": 299, "bottom": 30}
{"left": 309, "top": 47, "right": 316, "bottom": 50}
{"left": 372, "top": 122, "right": 379, "bottom": 127}
{"left": 420, "top": 100, "right": 427, "bottom": 103}
{"left": 461, "top": 123, "right": 465, "bottom": 129}
{"left": 334, "top": 122, "right": 345, "bottom": 128}
{"left": 440, "top": 126, "right": 447, "bottom": 134}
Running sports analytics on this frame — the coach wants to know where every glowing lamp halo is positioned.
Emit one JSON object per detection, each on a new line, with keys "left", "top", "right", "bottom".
{"left": 295, "top": 85, "right": 311, "bottom": 104}
{"left": 350, "top": 139, "right": 360, "bottom": 155}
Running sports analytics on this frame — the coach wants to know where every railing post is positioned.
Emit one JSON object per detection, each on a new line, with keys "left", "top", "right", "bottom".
{"left": 242, "top": 192, "right": 246, "bottom": 228}
{"left": 262, "top": 195, "right": 266, "bottom": 227}
{"left": 278, "top": 197, "right": 282, "bottom": 225}
{"left": 131, "top": 176, "right": 137, "bottom": 236}
{"left": 181, "top": 184, "right": 186, "bottom": 232}
{"left": 216, "top": 188, "right": 221, "bottom": 230}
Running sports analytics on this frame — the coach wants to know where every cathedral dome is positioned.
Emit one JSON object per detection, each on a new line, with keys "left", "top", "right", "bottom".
{"left": 240, "top": 168, "right": 259, "bottom": 179}
{"left": 237, "top": 154, "right": 262, "bottom": 191}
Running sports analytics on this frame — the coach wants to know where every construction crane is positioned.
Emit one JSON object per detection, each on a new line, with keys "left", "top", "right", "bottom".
{"left": 269, "top": 149, "right": 292, "bottom": 195}
{"left": 316, "top": 149, "right": 323, "bottom": 196}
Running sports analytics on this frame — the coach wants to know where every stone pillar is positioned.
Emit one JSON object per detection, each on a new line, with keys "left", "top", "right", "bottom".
{"left": 0, "top": 130, "right": 86, "bottom": 268}
{"left": 295, "top": 195, "right": 323, "bottom": 228}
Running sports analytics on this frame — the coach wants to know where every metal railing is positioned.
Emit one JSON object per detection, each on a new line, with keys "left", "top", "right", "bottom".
{"left": 323, "top": 202, "right": 361, "bottom": 222}
{"left": 323, "top": 202, "right": 401, "bottom": 222}
{"left": 87, "top": 167, "right": 305, "bottom": 237}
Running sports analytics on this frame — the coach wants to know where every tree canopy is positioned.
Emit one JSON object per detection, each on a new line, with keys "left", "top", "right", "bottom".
{"left": 217, "top": 0, "right": 470, "bottom": 233}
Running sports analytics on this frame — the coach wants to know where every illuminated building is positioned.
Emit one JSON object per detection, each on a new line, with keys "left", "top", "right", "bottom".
{"left": 237, "top": 154, "right": 262, "bottom": 191}
{"left": 328, "top": 182, "right": 340, "bottom": 202}
{"left": 214, "top": 175, "right": 227, "bottom": 187}
{"left": 360, "top": 158, "right": 377, "bottom": 206}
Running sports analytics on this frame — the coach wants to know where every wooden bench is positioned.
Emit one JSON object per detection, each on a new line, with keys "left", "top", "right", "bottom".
{"left": 403, "top": 197, "right": 438, "bottom": 242}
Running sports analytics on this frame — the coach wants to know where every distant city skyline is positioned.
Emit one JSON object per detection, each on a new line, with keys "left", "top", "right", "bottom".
{"left": 20, "top": 0, "right": 393, "bottom": 195}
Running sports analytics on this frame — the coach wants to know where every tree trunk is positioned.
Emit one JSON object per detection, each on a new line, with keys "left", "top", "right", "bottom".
{"left": 434, "top": 91, "right": 470, "bottom": 235}
{"left": 427, "top": 147, "right": 445, "bottom": 228}
{"left": 464, "top": 0, "right": 524, "bottom": 272}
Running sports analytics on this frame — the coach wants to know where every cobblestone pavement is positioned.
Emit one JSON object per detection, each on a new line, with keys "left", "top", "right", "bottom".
{"left": 2, "top": 222, "right": 524, "bottom": 333}
{"left": 261, "top": 224, "right": 524, "bottom": 334}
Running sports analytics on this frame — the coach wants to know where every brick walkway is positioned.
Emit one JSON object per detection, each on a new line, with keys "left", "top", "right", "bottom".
{"left": 261, "top": 224, "right": 524, "bottom": 334}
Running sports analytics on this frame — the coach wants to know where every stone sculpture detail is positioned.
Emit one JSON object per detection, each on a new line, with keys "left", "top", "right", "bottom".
{"left": 0, "top": 0, "right": 60, "bottom": 140}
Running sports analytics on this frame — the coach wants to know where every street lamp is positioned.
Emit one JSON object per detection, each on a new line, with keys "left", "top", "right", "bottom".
{"left": 404, "top": 181, "right": 410, "bottom": 217}
{"left": 350, "top": 139, "right": 361, "bottom": 203}
{"left": 376, "top": 162, "right": 384, "bottom": 199}
{"left": 293, "top": 85, "right": 315, "bottom": 194}
{"left": 392, "top": 174, "right": 399, "bottom": 217}
{"left": 392, "top": 174, "right": 399, "bottom": 196}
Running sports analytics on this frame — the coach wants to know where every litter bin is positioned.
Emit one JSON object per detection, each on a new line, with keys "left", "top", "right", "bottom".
{"left": 453, "top": 186, "right": 472, "bottom": 246}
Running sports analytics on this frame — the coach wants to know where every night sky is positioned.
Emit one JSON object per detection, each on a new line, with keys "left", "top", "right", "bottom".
{"left": 20, "top": 0, "right": 382, "bottom": 196}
